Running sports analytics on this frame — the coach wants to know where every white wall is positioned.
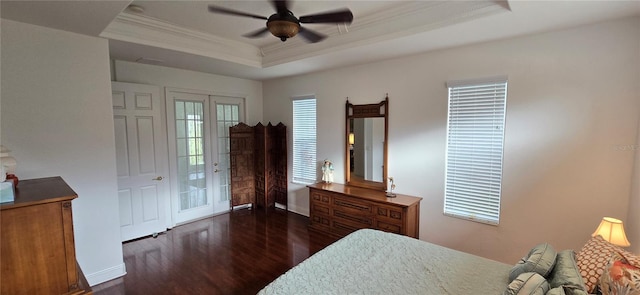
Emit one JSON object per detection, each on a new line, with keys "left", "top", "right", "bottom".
{"left": 1, "top": 19, "right": 125, "bottom": 285}
{"left": 263, "top": 16, "right": 640, "bottom": 263}
{"left": 628, "top": 117, "right": 640, "bottom": 254}
{"left": 112, "top": 60, "right": 263, "bottom": 126}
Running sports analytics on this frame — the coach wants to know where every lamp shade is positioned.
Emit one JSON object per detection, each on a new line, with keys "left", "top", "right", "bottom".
{"left": 349, "top": 133, "right": 355, "bottom": 145}
{"left": 592, "top": 217, "right": 631, "bottom": 247}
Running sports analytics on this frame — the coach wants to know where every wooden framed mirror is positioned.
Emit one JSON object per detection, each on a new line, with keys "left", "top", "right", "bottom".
{"left": 345, "top": 95, "right": 388, "bottom": 191}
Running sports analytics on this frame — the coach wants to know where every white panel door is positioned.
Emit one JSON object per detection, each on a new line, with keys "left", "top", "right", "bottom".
{"left": 112, "top": 81, "right": 169, "bottom": 242}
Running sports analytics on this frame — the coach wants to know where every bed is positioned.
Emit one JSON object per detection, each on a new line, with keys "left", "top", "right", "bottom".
{"left": 258, "top": 229, "right": 511, "bottom": 294}
{"left": 259, "top": 228, "right": 640, "bottom": 295}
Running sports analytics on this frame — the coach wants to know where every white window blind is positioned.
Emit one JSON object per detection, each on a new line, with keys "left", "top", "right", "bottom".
{"left": 444, "top": 78, "right": 507, "bottom": 225}
{"left": 292, "top": 97, "right": 317, "bottom": 184}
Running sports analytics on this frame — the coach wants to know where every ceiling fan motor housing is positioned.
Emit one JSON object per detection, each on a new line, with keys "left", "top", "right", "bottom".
{"left": 267, "top": 12, "right": 300, "bottom": 41}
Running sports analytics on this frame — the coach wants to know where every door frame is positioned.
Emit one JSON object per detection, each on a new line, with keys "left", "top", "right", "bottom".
{"left": 164, "top": 87, "right": 248, "bottom": 227}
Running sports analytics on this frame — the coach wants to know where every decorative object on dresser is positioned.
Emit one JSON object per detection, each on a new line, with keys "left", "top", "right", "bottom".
{"left": 0, "top": 176, "right": 92, "bottom": 295}
{"left": 230, "top": 122, "right": 287, "bottom": 210}
{"left": 386, "top": 177, "right": 396, "bottom": 198}
{"left": 1, "top": 145, "right": 18, "bottom": 187}
{"left": 321, "top": 159, "right": 334, "bottom": 183}
{"left": 308, "top": 183, "right": 421, "bottom": 238}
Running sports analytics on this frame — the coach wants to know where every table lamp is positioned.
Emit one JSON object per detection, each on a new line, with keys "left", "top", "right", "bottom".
{"left": 592, "top": 217, "right": 631, "bottom": 247}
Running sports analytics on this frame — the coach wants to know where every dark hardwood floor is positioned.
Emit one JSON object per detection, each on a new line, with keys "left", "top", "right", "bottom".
{"left": 92, "top": 208, "right": 339, "bottom": 295}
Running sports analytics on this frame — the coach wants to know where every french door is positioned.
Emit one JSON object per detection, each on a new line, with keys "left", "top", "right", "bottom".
{"left": 166, "top": 90, "right": 244, "bottom": 225}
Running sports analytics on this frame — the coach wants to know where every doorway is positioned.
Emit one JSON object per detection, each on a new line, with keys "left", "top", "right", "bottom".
{"left": 165, "top": 89, "right": 245, "bottom": 225}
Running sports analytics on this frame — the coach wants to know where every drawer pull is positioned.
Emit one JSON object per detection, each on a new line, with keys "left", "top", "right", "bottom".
{"left": 334, "top": 200, "right": 370, "bottom": 212}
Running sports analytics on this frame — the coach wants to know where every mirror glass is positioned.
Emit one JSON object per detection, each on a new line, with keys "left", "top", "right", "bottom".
{"left": 349, "top": 118, "right": 385, "bottom": 182}
{"left": 345, "top": 97, "right": 388, "bottom": 191}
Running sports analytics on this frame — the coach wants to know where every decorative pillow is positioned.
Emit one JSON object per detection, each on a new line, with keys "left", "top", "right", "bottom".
{"left": 598, "top": 253, "right": 640, "bottom": 295}
{"left": 576, "top": 235, "right": 637, "bottom": 293}
{"left": 504, "top": 272, "right": 550, "bottom": 295}
{"left": 510, "top": 243, "right": 558, "bottom": 281}
{"left": 548, "top": 250, "right": 588, "bottom": 295}
{"left": 621, "top": 252, "right": 640, "bottom": 269}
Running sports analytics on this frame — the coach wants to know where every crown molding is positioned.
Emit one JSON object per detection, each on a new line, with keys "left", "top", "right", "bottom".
{"left": 100, "top": 1, "right": 509, "bottom": 70}
{"left": 260, "top": 1, "right": 510, "bottom": 67}
{"left": 100, "top": 12, "right": 262, "bottom": 68}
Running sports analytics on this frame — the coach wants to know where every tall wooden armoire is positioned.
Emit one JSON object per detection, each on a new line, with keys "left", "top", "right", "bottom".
{"left": 230, "top": 122, "right": 287, "bottom": 210}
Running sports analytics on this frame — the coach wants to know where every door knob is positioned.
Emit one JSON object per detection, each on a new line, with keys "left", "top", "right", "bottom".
{"left": 152, "top": 176, "right": 163, "bottom": 181}
{"left": 214, "top": 169, "right": 220, "bottom": 173}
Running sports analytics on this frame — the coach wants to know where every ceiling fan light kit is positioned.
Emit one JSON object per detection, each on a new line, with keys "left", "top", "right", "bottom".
{"left": 208, "top": 0, "right": 353, "bottom": 43}
{"left": 267, "top": 19, "right": 300, "bottom": 42}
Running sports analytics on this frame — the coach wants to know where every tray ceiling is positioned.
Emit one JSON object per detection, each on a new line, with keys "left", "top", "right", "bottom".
{"left": 2, "top": 1, "right": 639, "bottom": 80}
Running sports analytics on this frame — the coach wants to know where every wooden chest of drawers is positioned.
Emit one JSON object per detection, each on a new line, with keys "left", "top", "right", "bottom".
{"left": 308, "top": 183, "right": 422, "bottom": 238}
{"left": 0, "top": 177, "right": 92, "bottom": 295}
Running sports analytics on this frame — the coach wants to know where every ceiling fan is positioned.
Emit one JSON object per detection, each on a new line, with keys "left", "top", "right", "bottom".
{"left": 207, "top": 0, "right": 353, "bottom": 43}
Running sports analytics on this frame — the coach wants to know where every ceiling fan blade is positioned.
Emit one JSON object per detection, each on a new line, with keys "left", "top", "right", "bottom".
{"left": 298, "top": 27, "right": 326, "bottom": 43}
{"left": 299, "top": 9, "right": 353, "bottom": 24}
{"left": 271, "top": 0, "right": 290, "bottom": 14}
{"left": 243, "top": 27, "right": 270, "bottom": 38}
{"left": 208, "top": 5, "right": 268, "bottom": 20}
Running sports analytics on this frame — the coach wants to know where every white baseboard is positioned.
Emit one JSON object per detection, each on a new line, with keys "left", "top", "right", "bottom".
{"left": 85, "top": 262, "right": 127, "bottom": 286}
{"left": 287, "top": 206, "right": 309, "bottom": 217}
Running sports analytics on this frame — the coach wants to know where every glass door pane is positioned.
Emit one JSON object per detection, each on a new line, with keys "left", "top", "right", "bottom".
{"left": 216, "top": 104, "right": 239, "bottom": 203}
{"left": 175, "top": 100, "right": 208, "bottom": 211}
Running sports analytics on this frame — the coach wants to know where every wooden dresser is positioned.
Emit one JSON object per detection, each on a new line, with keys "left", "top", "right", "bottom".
{"left": 308, "top": 183, "right": 422, "bottom": 238}
{"left": 0, "top": 177, "right": 92, "bottom": 295}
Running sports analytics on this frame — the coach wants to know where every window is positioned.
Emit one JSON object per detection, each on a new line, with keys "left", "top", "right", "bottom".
{"left": 444, "top": 77, "right": 508, "bottom": 225}
{"left": 292, "top": 97, "right": 317, "bottom": 184}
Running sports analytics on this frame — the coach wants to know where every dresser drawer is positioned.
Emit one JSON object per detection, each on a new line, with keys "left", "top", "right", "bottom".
{"left": 311, "top": 214, "right": 331, "bottom": 227}
{"left": 331, "top": 219, "right": 364, "bottom": 237}
{"left": 333, "top": 209, "right": 373, "bottom": 226}
{"left": 376, "top": 220, "right": 402, "bottom": 234}
{"left": 312, "top": 204, "right": 330, "bottom": 216}
{"left": 310, "top": 190, "right": 331, "bottom": 204}
{"left": 333, "top": 196, "right": 372, "bottom": 215}
{"left": 376, "top": 205, "right": 404, "bottom": 224}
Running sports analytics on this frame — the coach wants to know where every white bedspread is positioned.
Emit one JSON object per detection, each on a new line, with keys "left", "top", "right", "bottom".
{"left": 258, "top": 229, "right": 510, "bottom": 295}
